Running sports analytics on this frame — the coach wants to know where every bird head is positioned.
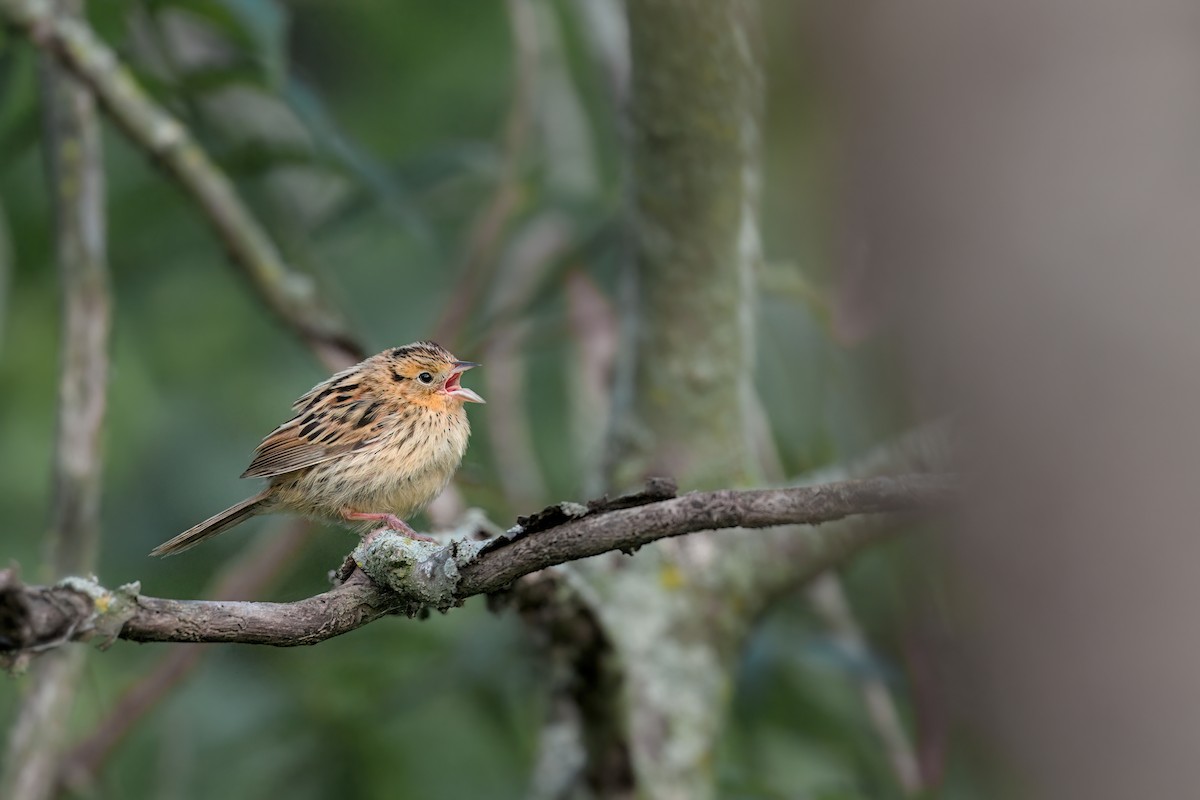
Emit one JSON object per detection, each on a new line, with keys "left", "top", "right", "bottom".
{"left": 386, "top": 341, "right": 484, "bottom": 408}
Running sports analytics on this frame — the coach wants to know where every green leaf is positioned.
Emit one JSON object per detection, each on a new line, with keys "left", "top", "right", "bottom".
{"left": 147, "top": 0, "right": 288, "bottom": 87}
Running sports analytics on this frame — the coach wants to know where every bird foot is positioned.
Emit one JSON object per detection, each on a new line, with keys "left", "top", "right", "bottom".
{"left": 343, "top": 510, "right": 436, "bottom": 542}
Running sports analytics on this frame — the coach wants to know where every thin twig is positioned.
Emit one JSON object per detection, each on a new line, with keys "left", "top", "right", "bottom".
{"left": 431, "top": 0, "right": 538, "bottom": 347}
{"left": 482, "top": 215, "right": 576, "bottom": 511}
{"left": 1, "top": 6, "right": 109, "bottom": 797}
{"left": 565, "top": 268, "right": 618, "bottom": 495}
{"left": 38, "top": 14, "right": 110, "bottom": 581}
{"left": 809, "top": 575, "right": 924, "bottom": 793}
{"left": 749, "top": 395, "right": 925, "bottom": 795}
{"left": 0, "top": 200, "right": 10, "bottom": 355}
{"left": 0, "top": 474, "right": 952, "bottom": 650}
{"left": 0, "top": 0, "right": 365, "bottom": 370}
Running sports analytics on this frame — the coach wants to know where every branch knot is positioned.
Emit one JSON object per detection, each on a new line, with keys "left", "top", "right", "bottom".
{"left": 352, "top": 535, "right": 487, "bottom": 613}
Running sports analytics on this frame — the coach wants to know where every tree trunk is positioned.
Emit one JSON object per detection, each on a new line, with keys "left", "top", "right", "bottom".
{"left": 567, "top": 2, "right": 766, "bottom": 797}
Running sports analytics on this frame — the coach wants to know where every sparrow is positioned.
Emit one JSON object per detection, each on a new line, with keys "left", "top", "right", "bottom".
{"left": 151, "top": 341, "right": 484, "bottom": 556}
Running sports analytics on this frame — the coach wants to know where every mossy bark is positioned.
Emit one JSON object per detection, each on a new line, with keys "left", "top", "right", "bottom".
{"left": 606, "top": 0, "right": 763, "bottom": 494}
{"left": 582, "top": 2, "right": 766, "bottom": 798}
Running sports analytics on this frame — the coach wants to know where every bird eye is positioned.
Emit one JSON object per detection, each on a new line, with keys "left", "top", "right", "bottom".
{"left": 418, "top": 372, "right": 434, "bottom": 384}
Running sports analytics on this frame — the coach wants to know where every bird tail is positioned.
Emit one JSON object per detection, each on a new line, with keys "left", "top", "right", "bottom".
{"left": 150, "top": 492, "right": 271, "bottom": 557}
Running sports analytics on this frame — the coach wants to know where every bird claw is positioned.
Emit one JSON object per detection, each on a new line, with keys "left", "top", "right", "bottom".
{"left": 344, "top": 510, "right": 436, "bottom": 542}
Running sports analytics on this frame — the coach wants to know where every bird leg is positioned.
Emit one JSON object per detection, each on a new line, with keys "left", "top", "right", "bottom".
{"left": 342, "top": 509, "right": 436, "bottom": 542}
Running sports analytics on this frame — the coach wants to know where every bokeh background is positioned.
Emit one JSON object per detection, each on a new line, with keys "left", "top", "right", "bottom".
{"left": 0, "top": 2, "right": 939, "bottom": 798}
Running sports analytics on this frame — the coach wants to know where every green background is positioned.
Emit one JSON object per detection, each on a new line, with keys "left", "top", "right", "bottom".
{"left": 0, "top": 2, "right": 945, "bottom": 797}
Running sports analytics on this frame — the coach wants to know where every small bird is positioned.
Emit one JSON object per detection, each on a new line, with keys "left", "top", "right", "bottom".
{"left": 150, "top": 341, "right": 484, "bottom": 556}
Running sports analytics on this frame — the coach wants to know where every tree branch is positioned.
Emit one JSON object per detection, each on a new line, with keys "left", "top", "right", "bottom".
{"left": 458, "top": 475, "right": 947, "bottom": 594}
{"left": 0, "top": 474, "right": 951, "bottom": 653}
{"left": 1, "top": 3, "right": 109, "bottom": 795}
{"left": 0, "top": 0, "right": 365, "bottom": 369}
{"left": 37, "top": 14, "right": 110, "bottom": 582}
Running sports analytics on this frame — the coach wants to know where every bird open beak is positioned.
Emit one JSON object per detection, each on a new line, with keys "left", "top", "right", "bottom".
{"left": 444, "top": 361, "right": 485, "bottom": 403}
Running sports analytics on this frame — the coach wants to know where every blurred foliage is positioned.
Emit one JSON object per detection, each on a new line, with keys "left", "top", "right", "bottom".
{"left": 0, "top": 1, "right": 952, "bottom": 798}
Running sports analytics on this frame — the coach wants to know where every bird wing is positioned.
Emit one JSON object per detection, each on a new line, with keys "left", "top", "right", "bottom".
{"left": 243, "top": 366, "right": 391, "bottom": 479}
{"left": 240, "top": 419, "right": 363, "bottom": 478}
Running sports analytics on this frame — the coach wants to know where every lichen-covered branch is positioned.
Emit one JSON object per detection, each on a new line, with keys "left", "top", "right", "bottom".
{"left": 2, "top": 8, "right": 109, "bottom": 796}
{"left": 0, "top": 0, "right": 364, "bottom": 370}
{"left": 36, "top": 0, "right": 110, "bottom": 585}
{"left": 0, "top": 474, "right": 950, "bottom": 654}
